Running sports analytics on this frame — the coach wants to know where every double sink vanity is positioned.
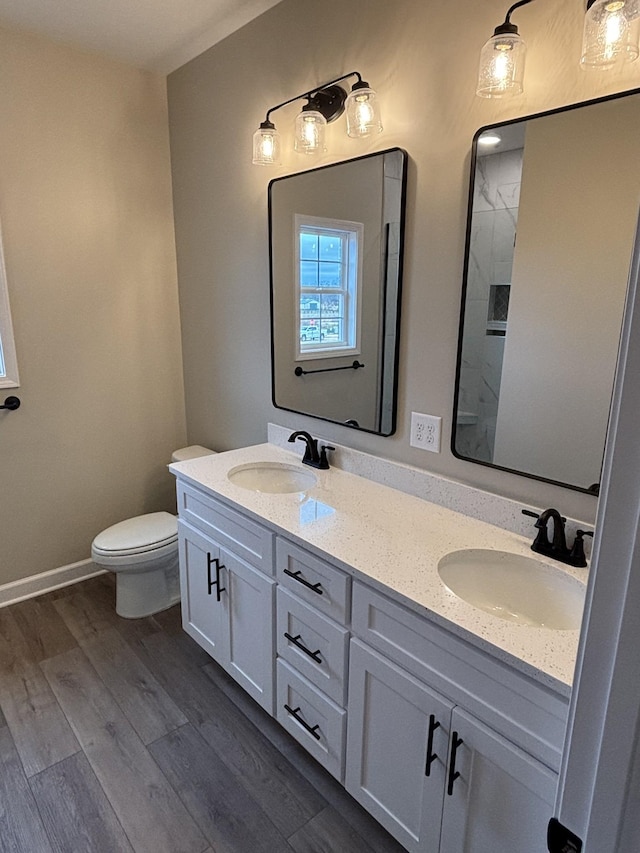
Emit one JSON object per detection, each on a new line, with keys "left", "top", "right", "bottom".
{"left": 170, "top": 436, "right": 588, "bottom": 853}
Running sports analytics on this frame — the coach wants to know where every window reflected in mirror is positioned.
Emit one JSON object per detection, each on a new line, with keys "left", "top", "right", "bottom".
{"left": 296, "top": 216, "right": 362, "bottom": 358}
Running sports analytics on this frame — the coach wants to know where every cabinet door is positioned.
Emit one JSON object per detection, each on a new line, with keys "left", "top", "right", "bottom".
{"left": 222, "top": 547, "right": 275, "bottom": 714}
{"left": 345, "top": 640, "right": 452, "bottom": 853}
{"left": 178, "top": 521, "right": 228, "bottom": 663}
{"left": 440, "top": 708, "right": 557, "bottom": 853}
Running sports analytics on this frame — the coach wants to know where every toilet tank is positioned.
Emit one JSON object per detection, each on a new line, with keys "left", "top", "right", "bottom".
{"left": 171, "top": 445, "right": 216, "bottom": 463}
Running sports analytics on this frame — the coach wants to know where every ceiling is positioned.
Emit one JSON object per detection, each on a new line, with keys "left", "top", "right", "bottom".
{"left": 0, "top": 0, "right": 284, "bottom": 74}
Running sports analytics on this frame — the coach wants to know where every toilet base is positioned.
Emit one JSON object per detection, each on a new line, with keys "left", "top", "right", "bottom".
{"left": 114, "top": 559, "right": 180, "bottom": 619}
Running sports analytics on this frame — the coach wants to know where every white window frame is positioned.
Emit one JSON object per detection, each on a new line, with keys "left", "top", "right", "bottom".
{"left": 295, "top": 214, "right": 364, "bottom": 361}
{"left": 0, "top": 222, "right": 19, "bottom": 388}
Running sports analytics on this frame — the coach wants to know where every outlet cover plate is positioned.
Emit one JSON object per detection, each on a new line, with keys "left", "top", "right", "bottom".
{"left": 410, "top": 412, "right": 442, "bottom": 453}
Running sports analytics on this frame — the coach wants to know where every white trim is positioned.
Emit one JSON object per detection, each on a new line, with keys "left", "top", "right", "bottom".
{"left": 0, "top": 218, "right": 19, "bottom": 388}
{"left": 556, "top": 207, "right": 640, "bottom": 849}
{"left": 0, "top": 559, "right": 106, "bottom": 608}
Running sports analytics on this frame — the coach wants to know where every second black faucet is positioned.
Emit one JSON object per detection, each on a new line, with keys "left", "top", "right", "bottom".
{"left": 522, "top": 508, "right": 593, "bottom": 568}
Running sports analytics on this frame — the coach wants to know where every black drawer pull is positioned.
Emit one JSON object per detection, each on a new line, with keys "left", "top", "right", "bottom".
{"left": 284, "top": 632, "right": 323, "bottom": 664}
{"left": 284, "top": 704, "right": 321, "bottom": 740}
{"left": 425, "top": 714, "right": 440, "bottom": 777}
{"left": 447, "top": 732, "right": 464, "bottom": 795}
{"left": 283, "top": 568, "right": 323, "bottom": 595}
{"left": 207, "top": 554, "right": 226, "bottom": 602}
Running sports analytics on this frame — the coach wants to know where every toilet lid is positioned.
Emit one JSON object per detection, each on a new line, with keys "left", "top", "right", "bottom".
{"left": 93, "top": 512, "right": 178, "bottom": 554}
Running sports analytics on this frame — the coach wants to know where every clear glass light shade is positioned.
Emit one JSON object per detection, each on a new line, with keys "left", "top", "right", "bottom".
{"left": 581, "top": 0, "right": 640, "bottom": 68}
{"left": 476, "top": 32, "right": 527, "bottom": 98}
{"left": 345, "top": 87, "right": 383, "bottom": 138}
{"left": 294, "top": 110, "right": 327, "bottom": 154}
{"left": 252, "top": 124, "right": 281, "bottom": 165}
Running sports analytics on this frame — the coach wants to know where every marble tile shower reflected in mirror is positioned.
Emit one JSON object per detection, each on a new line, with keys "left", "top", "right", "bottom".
{"left": 458, "top": 134, "right": 523, "bottom": 463}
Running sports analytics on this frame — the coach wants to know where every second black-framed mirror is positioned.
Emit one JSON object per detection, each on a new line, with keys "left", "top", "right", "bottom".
{"left": 453, "top": 89, "right": 640, "bottom": 494}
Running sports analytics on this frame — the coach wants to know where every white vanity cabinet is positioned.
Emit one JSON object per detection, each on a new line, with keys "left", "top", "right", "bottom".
{"left": 346, "top": 582, "right": 563, "bottom": 853}
{"left": 274, "top": 538, "right": 350, "bottom": 781}
{"left": 176, "top": 482, "right": 276, "bottom": 713}
{"left": 173, "top": 467, "right": 571, "bottom": 853}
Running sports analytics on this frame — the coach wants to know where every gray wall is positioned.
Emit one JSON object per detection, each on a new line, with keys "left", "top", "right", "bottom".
{"left": 168, "top": 0, "right": 640, "bottom": 524}
{"left": 0, "top": 27, "right": 186, "bottom": 585}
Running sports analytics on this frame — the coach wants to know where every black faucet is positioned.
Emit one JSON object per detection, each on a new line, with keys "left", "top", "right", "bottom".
{"left": 522, "top": 508, "right": 593, "bottom": 568}
{"left": 288, "top": 430, "right": 334, "bottom": 470}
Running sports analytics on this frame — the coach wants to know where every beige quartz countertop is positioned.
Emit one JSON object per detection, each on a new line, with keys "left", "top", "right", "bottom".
{"left": 170, "top": 443, "right": 586, "bottom": 696}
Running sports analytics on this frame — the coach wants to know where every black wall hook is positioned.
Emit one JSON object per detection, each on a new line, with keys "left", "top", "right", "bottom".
{"left": 0, "top": 395, "right": 20, "bottom": 411}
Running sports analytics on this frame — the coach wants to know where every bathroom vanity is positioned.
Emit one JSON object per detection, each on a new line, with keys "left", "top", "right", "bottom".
{"left": 170, "top": 442, "right": 585, "bottom": 853}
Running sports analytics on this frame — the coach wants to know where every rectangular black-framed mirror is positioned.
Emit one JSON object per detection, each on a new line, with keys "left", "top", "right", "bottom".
{"left": 269, "top": 147, "right": 407, "bottom": 435}
{"left": 453, "top": 89, "right": 640, "bottom": 494}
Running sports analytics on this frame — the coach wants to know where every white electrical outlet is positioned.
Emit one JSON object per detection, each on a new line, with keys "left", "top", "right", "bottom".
{"left": 410, "top": 412, "right": 442, "bottom": 453}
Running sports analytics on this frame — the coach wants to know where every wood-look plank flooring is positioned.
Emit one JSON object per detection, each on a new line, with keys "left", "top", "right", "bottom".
{"left": 0, "top": 574, "right": 406, "bottom": 852}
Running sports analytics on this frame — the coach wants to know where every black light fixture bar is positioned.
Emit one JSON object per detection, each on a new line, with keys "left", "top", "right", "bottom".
{"left": 499, "top": 0, "right": 536, "bottom": 29}
{"left": 490, "top": 0, "right": 537, "bottom": 37}
{"left": 263, "top": 71, "right": 365, "bottom": 124}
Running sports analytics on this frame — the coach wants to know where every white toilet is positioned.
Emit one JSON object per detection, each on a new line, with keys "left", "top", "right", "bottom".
{"left": 91, "top": 445, "right": 215, "bottom": 618}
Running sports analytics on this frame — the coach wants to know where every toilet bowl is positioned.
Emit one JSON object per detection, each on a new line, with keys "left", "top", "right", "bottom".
{"left": 91, "top": 445, "right": 215, "bottom": 618}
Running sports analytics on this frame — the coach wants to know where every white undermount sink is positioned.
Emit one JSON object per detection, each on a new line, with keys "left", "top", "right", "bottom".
{"left": 438, "top": 549, "right": 586, "bottom": 630}
{"left": 227, "top": 462, "right": 317, "bottom": 494}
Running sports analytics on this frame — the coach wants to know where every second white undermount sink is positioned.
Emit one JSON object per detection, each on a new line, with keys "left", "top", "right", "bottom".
{"left": 227, "top": 462, "right": 317, "bottom": 494}
{"left": 438, "top": 549, "right": 586, "bottom": 630}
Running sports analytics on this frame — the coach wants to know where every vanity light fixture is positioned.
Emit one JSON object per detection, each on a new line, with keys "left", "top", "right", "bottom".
{"left": 476, "top": 0, "right": 640, "bottom": 99}
{"left": 252, "top": 71, "right": 383, "bottom": 165}
{"left": 581, "top": 0, "right": 640, "bottom": 68}
{"left": 476, "top": 0, "right": 535, "bottom": 98}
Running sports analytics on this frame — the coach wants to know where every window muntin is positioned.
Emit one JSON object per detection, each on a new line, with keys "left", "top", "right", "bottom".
{"left": 295, "top": 215, "right": 363, "bottom": 360}
{"left": 0, "top": 224, "right": 19, "bottom": 389}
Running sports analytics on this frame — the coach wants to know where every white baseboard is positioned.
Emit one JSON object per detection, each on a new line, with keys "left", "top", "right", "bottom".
{"left": 0, "top": 558, "right": 106, "bottom": 609}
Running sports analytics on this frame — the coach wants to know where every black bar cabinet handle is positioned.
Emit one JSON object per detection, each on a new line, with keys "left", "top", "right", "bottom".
{"left": 284, "top": 632, "right": 323, "bottom": 664}
{"left": 283, "top": 568, "right": 323, "bottom": 595}
{"left": 284, "top": 704, "right": 321, "bottom": 740}
{"left": 207, "top": 553, "right": 215, "bottom": 594}
{"left": 447, "top": 732, "right": 464, "bottom": 795}
{"left": 0, "top": 396, "right": 20, "bottom": 411}
{"left": 425, "top": 714, "right": 441, "bottom": 777}
{"left": 215, "top": 559, "right": 226, "bottom": 602}
{"left": 207, "top": 554, "right": 226, "bottom": 602}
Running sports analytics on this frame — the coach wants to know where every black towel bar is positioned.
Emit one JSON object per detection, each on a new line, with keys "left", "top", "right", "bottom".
{"left": 294, "top": 360, "right": 364, "bottom": 377}
{"left": 0, "top": 395, "right": 20, "bottom": 411}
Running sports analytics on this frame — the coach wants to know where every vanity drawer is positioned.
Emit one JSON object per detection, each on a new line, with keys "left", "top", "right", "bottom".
{"left": 276, "top": 538, "right": 350, "bottom": 624}
{"left": 276, "top": 659, "right": 346, "bottom": 782}
{"left": 351, "top": 582, "right": 569, "bottom": 771}
{"left": 277, "top": 587, "right": 349, "bottom": 706}
{"left": 178, "top": 482, "right": 274, "bottom": 574}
